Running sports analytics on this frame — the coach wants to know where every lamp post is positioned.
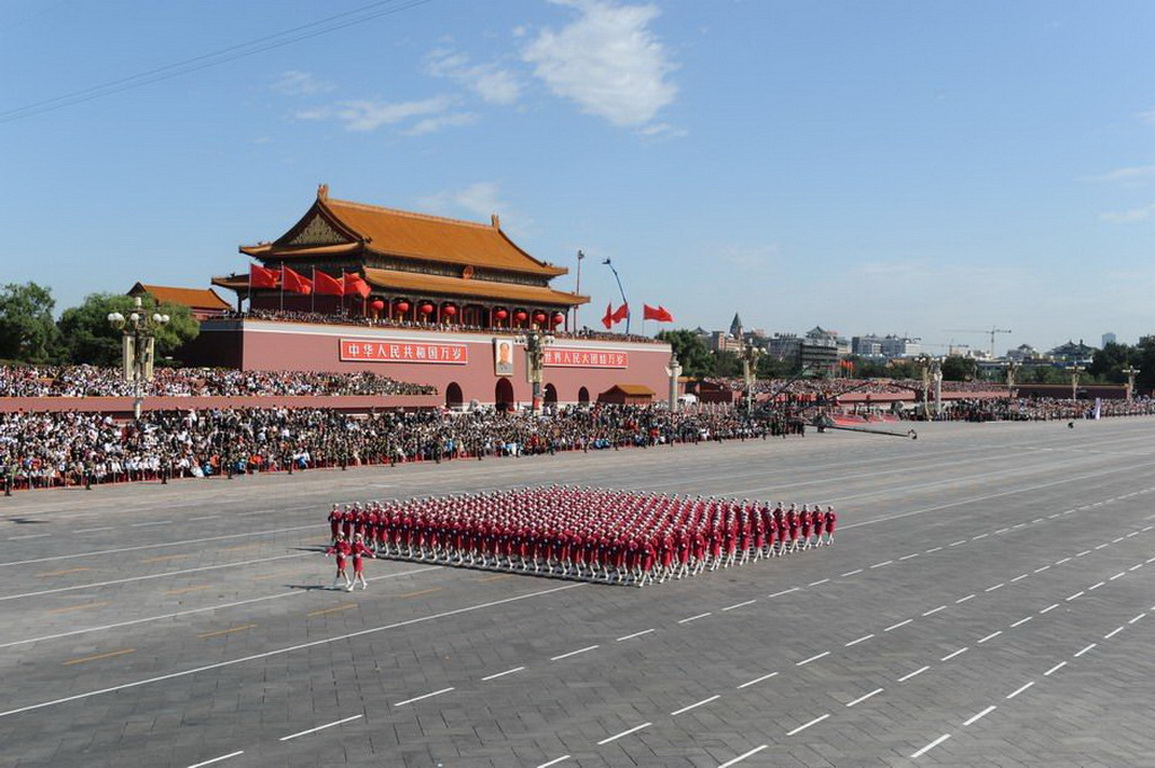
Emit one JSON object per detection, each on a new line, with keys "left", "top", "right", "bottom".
{"left": 602, "top": 258, "right": 630, "bottom": 335}
{"left": 516, "top": 328, "right": 554, "bottom": 413}
{"left": 1123, "top": 366, "right": 1140, "bottom": 401}
{"left": 665, "top": 351, "right": 682, "bottom": 412}
{"left": 1069, "top": 365, "right": 1084, "bottom": 402}
{"left": 108, "top": 296, "right": 169, "bottom": 419}
{"left": 741, "top": 341, "right": 761, "bottom": 411}
{"left": 1005, "top": 360, "right": 1019, "bottom": 396}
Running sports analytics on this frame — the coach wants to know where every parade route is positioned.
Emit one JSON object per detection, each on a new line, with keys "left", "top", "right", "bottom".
{"left": 3, "top": 418, "right": 1154, "bottom": 767}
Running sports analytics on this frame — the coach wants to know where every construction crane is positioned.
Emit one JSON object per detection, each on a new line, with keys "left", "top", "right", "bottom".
{"left": 943, "top": 327, "right": 1011, "bottom": 358}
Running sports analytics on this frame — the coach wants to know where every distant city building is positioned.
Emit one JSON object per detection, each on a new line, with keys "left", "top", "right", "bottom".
{"left": 879, "top": 334, "right": 921, "bottom": 358}
{"left": 765, "top": 333, "right": 801, "bottom": 361}
{"left": 1006, "top": 344, "right": 1042, "bottom": 362}
{"left": 1047, "top": 339, "right": 1097, "bottom": 365}
{"left": 1102, "top": 332, "right": 1117, "bottom": 347}
{"left": 852, "top": 335, "right": 884, "bottom": 358}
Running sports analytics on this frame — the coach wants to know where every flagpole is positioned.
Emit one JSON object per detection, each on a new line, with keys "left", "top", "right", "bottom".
{"left": 574, "top": 250, "right": 584, "bottom": 330}
{"left": 602, "top": 258, "right": 630, "bottom": 335}
{"left": 246, "top": 263, "right": 252, "bottom": 315}
{"left": 311, "top": 267, "right": 316, "bottom": 314}
{"left": 279, "top": 265, "right": 284, "bottom": 313}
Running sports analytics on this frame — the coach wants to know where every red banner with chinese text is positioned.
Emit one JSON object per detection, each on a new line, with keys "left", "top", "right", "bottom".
{"left": 543, "top": 348, "right": 628, "bottom": 368}
{"left": 339, "top": 339, "right": 468, "bottom": 364}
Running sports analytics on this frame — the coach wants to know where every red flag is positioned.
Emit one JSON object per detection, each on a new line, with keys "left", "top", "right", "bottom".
{"left": 343, "top": 272, "right": 370, "bottom": 299}
{"left": 281, "top": 266, "right": 312, "bottom": 295}
{"left": 643, "top": 304, "right": 673, "bottom": 322}
{"left": 612, "top": 303, "right": 629, "bottom": 323}
{"left": 601, "top": 302, "right": 614, "bottom": 330}
{"left": 313, "top": 270, "right": 345, "bottom": 297}
{"left": 249, "top": 264, "right": 279, "bottom": 289}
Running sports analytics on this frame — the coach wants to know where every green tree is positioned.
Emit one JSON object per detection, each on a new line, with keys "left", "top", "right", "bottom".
{"left": 57, "top": 293, "right": 199, "bottom": 366}
{"left": 712, "top": 350, "right": 743, "bottom": 378}
{"left": 940, "top": 355, "right": 977, "bottom": 381}
{"left": 756, "top": 353, "right": 794, "bottom": 379}
{"left": 1088, "top": 341, "right": 1140, "bottom": 384}
{"left": 0, "top": 282, "right": 60, "bottom": 363}
{"left": 656, "top": 329, "right": 713, "bottom": 378}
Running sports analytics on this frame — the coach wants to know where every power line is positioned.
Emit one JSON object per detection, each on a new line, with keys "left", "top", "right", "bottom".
{"left": 0, "top": 0, "right": 434, "bottom": 124}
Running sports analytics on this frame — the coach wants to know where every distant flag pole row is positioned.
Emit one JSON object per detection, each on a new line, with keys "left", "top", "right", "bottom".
{"left": 249, "top": 263, "right": 369, "bottom": 313}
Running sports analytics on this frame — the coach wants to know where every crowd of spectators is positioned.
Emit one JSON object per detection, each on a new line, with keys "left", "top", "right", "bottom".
{"left": 941, "top": 396, "right": 1155, "bottom": 422}
{"left": 0, "top": 365, "right": 435, "bottom": 398}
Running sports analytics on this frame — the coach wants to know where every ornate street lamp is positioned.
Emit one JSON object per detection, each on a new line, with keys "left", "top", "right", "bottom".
{"left": 1123, "top": 366, "right": 1140, "bottom": 402}
{"left": 515, "top": 329, "right": 554, "bottom": 413}
{"left": 108, "top": 296, "right": 169, "bottom": 419}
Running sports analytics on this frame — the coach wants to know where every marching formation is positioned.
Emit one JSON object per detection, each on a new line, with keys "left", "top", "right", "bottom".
{"left": 325, "top": 486, "right": 836, "bottom": 586}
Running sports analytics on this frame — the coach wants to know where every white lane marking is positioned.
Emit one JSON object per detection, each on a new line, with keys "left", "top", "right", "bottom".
{"left": 941, "top": 647, "right": 968, "bottom": 662}
{"left": 1031, "top": 518, "right": 1045, "bottom": 524}
{"left": 1044, "top": 661, "right": 1067, "bottom": 676}
{"left": 841, "top": 569, "right": 864, "bottom": 577}
{"left": 1110, "top": 572, "right": 1126, "bottom": 581}
{"left": 1094, "top": 544, "right": 1109, "bottom": 551}
{"left": 1066, "top": 591, "right": 1085, "bottom": 602}
{"left": 870, "top": 560, "right": 894, "bottom": 569}
{"left": 1076, "top": 551, "right": 1092, "bottom": 558}
{"left": 925, "top": 547, "right": 943, "bottom": 553}
{"left": 550, "top": 645, "right": 599, "bottom": 661}
{"left": 8, "top": 533, "right": 51, "bottom": 540}
{"left": 955, "top": 594, "right": 976, "bottom": 604}
{"left": 1074, "top": 643, "right": 1097, "bottom": 657}
{"left": 188, "top": 516, "right": 219, "bottom": 522}
{"left": 786, "top": 713, "right": 830, "bottom": 736}
{"left": 616, "top": 629, "right": 655, "bottom": 642}
{"left": 188, "top": 751, "right": 245, "bottom": 768}
{"left": 679, "top": 612, "right": 712, "bottom": 625}
{"left": 279, "top": 714, "right": 362, "bottom": 741}
{"left": 1040, "top": 603, "right": 1060, "bottom": 614}
{"left": 1011, "top": 617, "right": 1032, "bottom": 628}
{"left": 911, "top": 734, "right": 951, "bottom": 759}
{"left": 922, "top": 606, "right": 947, "bottom": 617}
{"left": 737, "top": 671, "right": 778, "bottom": 689}
{"left": 1112, "top": 537, "right": 1125, "bottom": 544}
{"left": 1088, "top": 581, "right": 1105, "bottom": 591}
{"left": 1047, "top": 513, "right": 1061, "bottom": 519}
{"left": 845, "top": 634, "right": 874, "bottom": 648}
{"left": 949, "top": 540, "right": 966, "bottom": 547}
{"left": 846, "top": 687, "right": 884, "bottom": 707}
{"left": 1129, "top": 613, "right": 1147, "bottom": 624}
{"left": 130, "top": 520, "right": 173, "bottom": 528}
{"left": 899, "top": 553, "right": 920, "bottom": 561}
{"left": 1011, "top": 574, "right": 1029, "bottom": 582}
{"left": 995, "top": 528, "right": 1010, "bottom": 535}
{"left": 395, "top": 687, "right": 454, "bottom": 707}
{"left": 885, "top": 619, "right": 912, "bottom": 632}
{"left": 722, "top": 600, "right": 757, "bottom": 612}
{"left": 808, "top": 579, "right": 830, "bottom": 587}
{"left": 1130, "top": 564, "right": 1144, "bottom": 571}
{"left": 717, "top": 745, "right": 768, "bottom": 768}
{"left": 985, "top": 583, "right": 1005, "bottom": 592}
{"left": 1126, "top": 531, "right": 1139, "bottom": 537}
{"left": 768, "top": 587, "right": 800, "bottom": 598}
{"left": 1012, "top": 523, "right": 1027, "bottom": 529}
{"left": 75, "top": 526, "right": 114, "bottom": 534}
{"left": 1104, "top": 626, "right": 1125, "bottom": 640}
{"left": 796, "top": 651, "right": 830, "bottom": 666}
{"left": 1148, "top": 556, "right": 1155, "bottom": 563}
{"left": 536, "top": 756, "right": 571, "bottom": 768}
{"left": 670, "top": 695, "right": 720, "bottom": 716}
{"left": 898, "top": 665, "right": 930, "bottom": 682}
{"left": 977, "top": 631, "right": 1002, "bottom": 644}
{"left": 1056, "top": 557, "right": 1072, "bottom": 565}
{"left": 963, "top": 705, "right": 996, "bottom": 726}
{"left": 481, "top": 666, "right": 525, "bottom": 681}
{"left": 1006, "top": 681, "right": 1035, "bottom": 700}
{"left": 597, "top": 722, "right": 651, "bottom": 745}
{"left": 972, "top": 533, "right": 989, "bottom": 540}
{"left": 1033, "top": 565, "right": 1051, "bottom": 573}
{"left": 0, "top": 582, "right": 584, "bottom": 720}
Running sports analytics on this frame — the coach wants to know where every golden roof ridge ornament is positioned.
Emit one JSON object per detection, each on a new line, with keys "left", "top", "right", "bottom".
{"left": 317, "top": 183, "right": 329, "bottom": 201}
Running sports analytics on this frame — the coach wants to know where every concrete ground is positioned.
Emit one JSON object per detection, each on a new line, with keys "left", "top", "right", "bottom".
{"left": 2, "top": 417, "right": 1154, "bottom": 768}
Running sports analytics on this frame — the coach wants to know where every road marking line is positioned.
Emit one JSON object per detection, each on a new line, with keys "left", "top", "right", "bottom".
{"left": 797, "top": 651, "right": 830, "bottom": 666}
{"left": 885, "top": 619, "right": 912, "bottom": 632}
{"left": 786, "top": 713, "right": 829, "bottom": 736}
{"left": 64, "top": 648, "right": 135, "bottom": 666}
{"left": 1112, "top": 537, "right": 1125, "bottom": 544}
{"left": 279, "top": 714, "right": 362, "bottom": 741}
{"left": 977, "top": 630, "right": 1002, "bottom": 644}
{"left": 941, "top": 647, "right": 968, "bottom": 661}
{"left": 1127, "top": 531, "right": 1139, "bottom": 537}
{"left": 670, "top": 695, "right": 720, "bottom": 716}
{"left": 398, "top": 587, "right": 443, "bottom": 599}
{"left": 616, "top": 629, "right": 654, "bottom": 641}
{"left": 846, "top": 687, "right": 883, "bottom": 707}
{"left": 1040, "top": 603, "right": 1060, "bottom": 614}
{"left": 187, "top": 516, "right": 219, "bottom": 522}
{"left": 8, "top": 533, "right": 51, "bottom": 540}
{"left": 925, "top": 547, "right": 943, "bottom": 553}
{"left": 995, "top": 528, "right": 1010, "bottom": 534}
{"left": 1066, "top": 591, "right": 1085, "bottom": 602}
{"left": 973, "top": 533, "right": 989, "bottom": 540}
{"left": 550, "top": 645, "right": 599, "bottom": 661}
{"left": 1104, "top": 626, "right": 1125, "bottom": 639}
{"left": 481, "top": 666, "right": 525, "bottom": 681}
{"left": 307, "top": 604, "right": 357, "bottom": 617}
{"left": 1056, "top": 557, "right": 1072, "bottom": 565}
{"left": 899, "top": 553, "right": 920, "bottom": 561}
{"left": 75, "top": 526, "right": 114, "bottom": 534}
{"left": 723, "top": 600, "right": 757, "bottom": 612}
{"left": 679, "top": 612, "right": 712, "bottom": 624}
{"left": 737, "top": 671, "right": 778, "bottom": 689}
{"left": 1129, "top": 613, "right": 1146, "bottom": 624}
{"left": 768, "top": 587, "right": 799, "bottom": 598}
{"left": 717, "top": 745, "right": 768, "bottom": 768}
{"left": 188, "top": 751, "right": 244, "bottom": 768}
{"left": 1088, "top": 581, "right": 1105, "bottom": 591}
{"left": 963, "top": 705, "right": 996, "bottom": 726}
{"left": 985, "top": 583, "right": 1005, "bottom": 592}
{"left": 165, "top": 585, "right": 211, "bottom": 596}
{"left": 47, "top": 601, "right": 109, "bottom": 614}
{"left": 922, "top": 606, "right": 947, "bottom": 617}
{"left": 955, "top": 594, "right": 975, "bottom": 604}
{"left": 1033, "top": 566, "right": 1051, "bottom": 574}
{"left": 1074, "top": 643, "right": 1096, "bottom": 657}
{"left": 845, "top": 634, "right": 874, "bottom": 647}
{"left": 808, "top": 578, "right": 830, "bottom": 587}
{"left": 898, "top": 665, "right": 930, "bottom": 682}
{"left": 198, "top": 624, "right": 257, "bottom": 639}
{"left": 1006, "top": 681, "right": 1035, "bottom": 699}
{"left": 39, "top": 567, "right": 93, "bottom": 577}
{"left": 395, "top": 687, "right": 454, "bottom": 706}
{"left": 597, "top": 722, "right": 651, "bottom": 745}
{"left": 130, "top": 520, "right": 173, "bottom": 527}
{"left": 1047, "top": 513, "right": 1060, "bottom": 519}
{"left": 536, "top": 757, "right": 570, "bottom": 768}
{"left": 870, "top": 560, "right": 894, "bottom": 569}
{"left": 1044, "top": 661, "right": 1067, "bottom": 676}
{"left": 841, "top": 569, "right": 863, "bottom": 577}
{"left": 1012, "top": 523, "right": 1027, "bottom": 529}
{"left": 1031, "top": 518, "right": 1045, "bottom": 524}
{"left": 1094, "top": 544, "right": 1109, "bottom": 551}
{"left": 911, "top": 734, "right": 950, "bottom": 758}
{"left": 1130, "top": 564, "right": 1144, "bottom": 571}
{"left": 1011, "top": 574, "right": 1029, "bottom": 582}
{"left": 1011, "top": 617, "right": 1032, "bottom": 628}
{"left": 949, "top": 540, "right": 966, "bottom": 547}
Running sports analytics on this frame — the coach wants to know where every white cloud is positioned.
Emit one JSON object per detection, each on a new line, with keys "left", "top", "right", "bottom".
{"left": 417, "top": 182, "right": 535, "bottom": 236}
{"left": 405, "top": 112, "right": 479, "bottom": 136}
{"left": 522, "top": 0, "right": 678, "bottom": 128}
{"left": 296, "top": 95, "right": 472, "bottom": 134}
{"left": 1139, "top": 109, "right": 1155, "bottom": 126}
{"left": 1086, "top": 164, "right": 1155, "bottom": 185}
{"left": 271, "top": 70, "right": 333, "bottom": 96}
{"left": 1100, "top": 202, "right": 1155, "bottom": 223}
{"left": 427, "top": 48, "right": 522, "bottom": 105}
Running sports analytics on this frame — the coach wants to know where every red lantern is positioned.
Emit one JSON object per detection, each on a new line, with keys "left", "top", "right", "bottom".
{"left": 420, "top": 303, "right": 434, "bottom": 315}
{"left": 533, "top": 311, "right": 547, "bottom": 324}
{"left": 494, "top": 308, "right": 508, "bottom": 320}
{"left": 514, "top": 310, "right": 527, "bottom": 322}
{"left": 370, "top": 299, "right": 385, "bottom": 311}
{"left": 396, "top": 301, "right": 410, "bottom": 313}
{"left": 443, "top": 305, "right": 457, "bottom": 317}
{"left": 553, "top": 312, "right": 565, "bottom": 326}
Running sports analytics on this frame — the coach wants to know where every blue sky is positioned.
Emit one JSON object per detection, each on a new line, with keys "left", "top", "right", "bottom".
{"left": 3, "top": 0, "right": 1154, "bottom": 355}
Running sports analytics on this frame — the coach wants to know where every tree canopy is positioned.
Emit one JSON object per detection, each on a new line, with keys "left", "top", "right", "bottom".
{"left": 57, "top": 293, "right": 199, "bottom": 367}
{"left": 656, "top": 329, "right": 713, "bottom": 378}
{"left": 0, "top": 282, "right": 60, "bottom": 363}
